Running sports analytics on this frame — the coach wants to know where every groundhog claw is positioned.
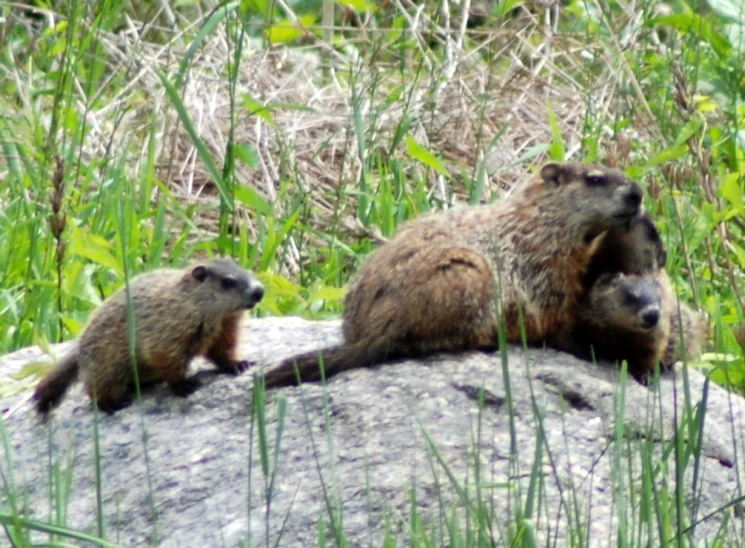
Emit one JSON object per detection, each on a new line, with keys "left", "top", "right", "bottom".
{"left": 218, "top": 359, "right": 251, "bottom": 375}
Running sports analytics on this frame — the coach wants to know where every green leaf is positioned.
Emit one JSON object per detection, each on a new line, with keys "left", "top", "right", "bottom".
{"left": 719, "top": 172, "right": 743, "bottom": 208}
{"left": 0, "top": 515, "right": 123, "bottom": 547}
{"left": 513, "top": 143, "right": 550, "bottom": 165}
{"left": 234, "top": 142, "right": 260, "bottom": 169}
{"left": 650, "top": 13, "right": 730, "bottom": 58}
{"left": 255, "top": 272, "right": 305, "bottom": 315}
{"left": 68, "top": 225, "right": 123, "bottom": 275}
{"left": 258, "top": 272, "right": 302, "bottom": 299}
{"left": 496, "top": 0, "right": 524, "bottom": 18}
{"left": 234, "top": 184, "right": 273, "bottom": 216}
{"left": 267, "top": 15, "right": 315, "bottom": 43}
{"left": 405, "top": 136, "right": 451, "bottom": 178}
{"left": 383, "top": 85, "right": 404, "bottom": 106}
{"left": 338, "top": 0, "right": 376, "bottom": 10}
{"left": 674, "top": 115, "right": 705, "bottom": 146}
{"left": 729, "top": 239, "right": 745, "bottom": 271}
{"left": 14, "top": 360, "right": 54, "bottom": 380}
{"left": 645, "top": 144, "right": 689, "bottom": 166}
{"left": 242, "top": 94, "right": 277, "bottom": 127}
{"left": 307, "top": 285, "right": 347, "bottom": 304}
{"left": 241, "top": 0, "right": 270, "bottom": 16}
{"left": 694, "top": 94, "right": 719, "bottom": 113}
{"left": 546, "top": 102, "right": 565, "bottom": 161}
{"left": 60, "top": 316, "right": 85, "bottom": 337}
{"left": 390, "top": 114, "right": 415, "bottom": 152}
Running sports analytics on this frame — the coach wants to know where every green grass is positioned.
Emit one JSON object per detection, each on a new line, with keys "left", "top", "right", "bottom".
{"left": 1, "top": 0, "right": 745, "bottom": 545}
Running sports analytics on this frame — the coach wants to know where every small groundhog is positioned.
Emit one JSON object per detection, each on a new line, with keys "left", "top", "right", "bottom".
{"left": 33, "top": 259, "right": 264, "bottom": 417}
{"left": 573, "top": 271, "right": 672, "bottom": 380}
{"left": 264, "top": 162, "right": 643, "bottom": 387}
{"left": 576, "top": 211, "right": 706, "bottom": 377}
{"left": 575, "top": 271, "right": 706, "bottom": 378}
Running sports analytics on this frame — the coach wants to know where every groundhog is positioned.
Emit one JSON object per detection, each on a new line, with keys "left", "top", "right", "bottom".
{"left": 263, "top": 162, "right": 643, "bottom": 387}
{"left": 583, "top": 210, "right": 667, "bottom": 286}
{"left": 33, "top": 259, "right": 264, "bottom": 417}
{"left": 576, "top": 211, "right": 705, "bottom": 377}
{"left": 573, "top": 271, "right": 672, "bottom": 379}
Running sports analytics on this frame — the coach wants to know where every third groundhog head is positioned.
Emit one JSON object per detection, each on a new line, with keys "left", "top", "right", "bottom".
{"left": 583, "top": 210, "right": 667, "bottom": 289}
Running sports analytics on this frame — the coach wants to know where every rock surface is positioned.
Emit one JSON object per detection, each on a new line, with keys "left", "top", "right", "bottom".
{"left": 1, "top": 317, "right": 744, "bottom": 546}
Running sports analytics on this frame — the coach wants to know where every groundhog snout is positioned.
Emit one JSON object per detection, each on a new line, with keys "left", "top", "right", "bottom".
{"left": 639, "top": 307, "right": 660, "bottom": 330}
{"left": 244, "top": 284, "right": 264, "bottom": 308}
{"left": 621, "top": 184, "right": 643, "bottom": 214}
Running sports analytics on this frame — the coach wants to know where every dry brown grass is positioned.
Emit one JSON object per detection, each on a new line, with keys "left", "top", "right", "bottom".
{"left": 88, "top": 5, "right": 643, "bottom": 191}
{"left": 1, "top": 1, "right": 655, "bottom": 276}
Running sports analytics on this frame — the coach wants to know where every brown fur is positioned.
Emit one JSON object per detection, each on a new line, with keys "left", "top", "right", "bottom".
{"left": 584, "top": 211, "right": 667, "bottom": 285}
{"left": 662, "top": 301, "right": 707, "bottom": 367}
{"left": 577, "top": 211, "right": 705, "bottom": 377}
{"left": 265, "top": 162, "right": 643, "bottom": 387}
{"left": 33, "top": 259, "right": 264, "bottom": 417}
{"left": 574, "top": 271, "right": 672, "bottom": 380}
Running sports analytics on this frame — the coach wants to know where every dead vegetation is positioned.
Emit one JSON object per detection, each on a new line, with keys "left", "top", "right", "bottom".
{"left": 2, "top": 1, "right": 660, "bottom": 276}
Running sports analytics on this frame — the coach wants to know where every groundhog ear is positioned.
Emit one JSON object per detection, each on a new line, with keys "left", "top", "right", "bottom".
{"left": 191, "top": 265, "right": 208, "bottom": 282}
{"left": 540, "top": 163, "right": 564, "bottom": 186}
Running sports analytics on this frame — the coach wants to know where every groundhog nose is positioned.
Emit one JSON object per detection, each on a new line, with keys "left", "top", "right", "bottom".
{"left": 625, "top": 185, "right": 643, "bottom": 211}
{"left": 251, "top": 285, "right": 264, "bottom": 303}
{"left": 640, "top": 308, "right": 660, "bottom": 329}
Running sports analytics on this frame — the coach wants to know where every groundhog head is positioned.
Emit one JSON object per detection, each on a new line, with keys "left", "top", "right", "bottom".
{"left": 190, "top": 259, "right": 264, "bottom": 312}
{"left": 631, "top": 210, "right": 667, "bottom": 271}
{"left": 540, "top": 162, "right": 643, "bottom": 239}
{"left": 584, "top": 210, "right": 667, "bottom": 287}
{"left": 587, "top": 272, "right": 663, "bottom": 333}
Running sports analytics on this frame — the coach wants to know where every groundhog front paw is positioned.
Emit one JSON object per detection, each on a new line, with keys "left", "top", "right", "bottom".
{"left": 217, "top": 359, "right": 254, "bottom": 375}
{"left": 169, "top": 377, "right": 201, "bottom": 398}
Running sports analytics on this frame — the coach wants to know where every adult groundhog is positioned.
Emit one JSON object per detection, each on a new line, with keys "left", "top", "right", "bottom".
{"left": 264, "top": 162, "right": 643, "bottom": 387}
{"left": 34, "top": 259, "right": 264, "bottom": 416}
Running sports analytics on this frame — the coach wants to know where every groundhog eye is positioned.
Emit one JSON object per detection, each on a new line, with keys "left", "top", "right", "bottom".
{"left": 221, "top": 278, "right": 237, "bottom": 290}
{"left": 585, "top": 174, "right": 607, "bottom": 186}
{"left": 622, "top": 290, "right": 638, "bottom": 307}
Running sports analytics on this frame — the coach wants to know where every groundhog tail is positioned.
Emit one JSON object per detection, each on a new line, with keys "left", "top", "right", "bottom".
{"left": 33, "top": 351, "right": 80, "bottom": 418}
{"left": 263, "top": 340, "right": 388, "bottom": 388}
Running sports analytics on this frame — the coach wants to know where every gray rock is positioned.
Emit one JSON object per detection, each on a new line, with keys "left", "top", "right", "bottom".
{"left": 1, "top": 317, "right": 743, "bottom": 546}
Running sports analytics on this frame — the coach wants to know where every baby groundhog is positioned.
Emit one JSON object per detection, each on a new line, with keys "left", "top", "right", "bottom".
{"left": 573, "top": 271, "right": 672, "bottom": 380}
{"left": 575, "top": 271, "right": 706, "bottom": 378}
{"left": 577, "top": 211, "right": 705, "bottom": 377}
{"left": 264, "top": 162, "right": 643, "bottom": 387}
{"left": 33, "top": 259, "right": 264, "bottom": 417}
